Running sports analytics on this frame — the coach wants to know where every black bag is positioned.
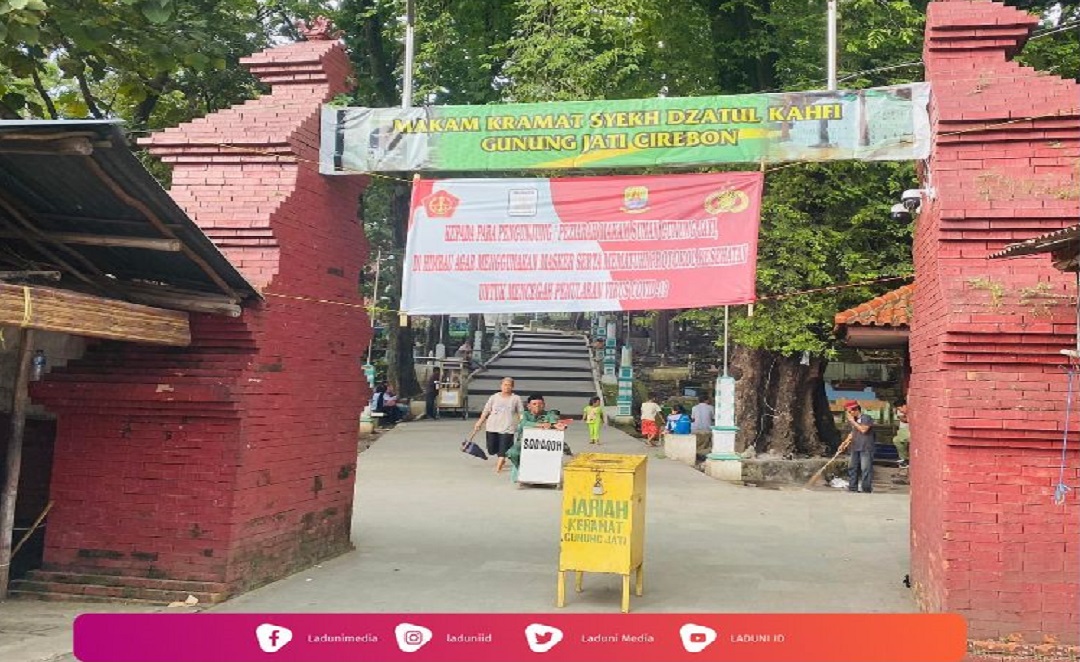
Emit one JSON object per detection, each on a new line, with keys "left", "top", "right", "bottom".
{"left": 461, "top": 437, "right": 488, "bottom": 460}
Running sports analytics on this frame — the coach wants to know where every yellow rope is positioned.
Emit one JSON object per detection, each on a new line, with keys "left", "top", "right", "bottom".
{"left": 263, "top": 291, "right": 396, "bottom": 315}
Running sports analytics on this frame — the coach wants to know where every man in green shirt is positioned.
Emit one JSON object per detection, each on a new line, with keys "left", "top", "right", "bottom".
{"left": 506, "top": 393, "right": 568, "bottom": 483}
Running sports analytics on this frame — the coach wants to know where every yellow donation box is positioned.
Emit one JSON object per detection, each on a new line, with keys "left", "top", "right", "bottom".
{"left": 557, "top": 453, "right": 646, "bottom": 613}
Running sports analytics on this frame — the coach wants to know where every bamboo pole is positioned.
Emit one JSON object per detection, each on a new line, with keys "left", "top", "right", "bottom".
{"left": 11, "top": 500, "right": 52, "bottom": 558}
{"left": 0, "top": 230, "right": 182, "bottom": 251}
{"left": 0, "top": 283, "right": 191, "bottom": 346}
{"left": 0, "top": 327, "right": 35, "bottom": 599}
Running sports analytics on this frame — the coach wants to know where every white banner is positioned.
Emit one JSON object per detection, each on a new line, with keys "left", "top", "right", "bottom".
{"left": 401, "top": 172, "right": 764, "bottom": 314}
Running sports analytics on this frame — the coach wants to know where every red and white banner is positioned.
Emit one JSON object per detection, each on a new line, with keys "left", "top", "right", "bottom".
{"left": 401, "top": 173, "right": 763, "bottom": 314}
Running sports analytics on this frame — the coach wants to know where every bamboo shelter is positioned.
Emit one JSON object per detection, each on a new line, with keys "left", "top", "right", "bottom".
{"left": 0, "top": 120, "right": 260, "bottom": 598}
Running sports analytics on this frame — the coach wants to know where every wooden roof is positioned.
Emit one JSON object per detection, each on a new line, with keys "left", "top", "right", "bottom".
{"left": 0, "top": 120, "right": 259, "bottom": 316}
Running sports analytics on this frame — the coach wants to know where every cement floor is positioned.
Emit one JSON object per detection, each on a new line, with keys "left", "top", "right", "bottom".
{"left": 0, "top": 420, "right": 915, "bottom": 661}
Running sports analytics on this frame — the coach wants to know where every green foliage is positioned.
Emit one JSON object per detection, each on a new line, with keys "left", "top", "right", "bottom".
{"left": 0, "top": 0, "right": 330, "bottom": 128}
{"left": 1, "top": 0, "right": 1061, "bottom": 368}
{"left": 681, "top": 161, "right": 917, "bottom": 356}
{"left": 502, "top": 0, "right": 656, "bottom": 101}
{"left": 1016, "top": 4, "right": 1080, "bottom": 81}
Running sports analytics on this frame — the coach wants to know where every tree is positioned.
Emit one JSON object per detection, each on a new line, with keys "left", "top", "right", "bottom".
{"left": 1015, "top": 2, "right": 1080, "bottom": 81}
{"left": 338, "top": 0, "right": 520, "bottom": 395}
{"left": 683, "top": 160, "right": 917, "bottom": 456}
{"left": 0, "top": 1, "right": 304, "bottom": 129}
{"left": 502, "top": 0, "right": 657, "bottom": 102}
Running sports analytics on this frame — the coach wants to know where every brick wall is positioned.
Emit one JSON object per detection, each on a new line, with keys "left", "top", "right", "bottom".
{"left": 29, "top": 38, "right": 371, "bottom": 596}
{"left": 911, "top": 0, "right": 1080, "bottom": 643}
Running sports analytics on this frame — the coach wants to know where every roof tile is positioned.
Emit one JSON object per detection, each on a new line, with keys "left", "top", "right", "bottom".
{"left": 834, "top": 283, "right": 914, "bottom": 328}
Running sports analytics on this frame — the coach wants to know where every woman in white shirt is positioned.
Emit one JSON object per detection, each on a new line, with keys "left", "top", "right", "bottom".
{"left": 472, "top": 377, "right": 524, "bottom": 473}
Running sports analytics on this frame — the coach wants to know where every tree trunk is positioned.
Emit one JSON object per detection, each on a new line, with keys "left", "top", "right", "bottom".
{"left": 732, "top": 346, "right": 833, "bottom": 456}
{"left": 653, "top": 310, "right": 671, "bottom": 355}
{"left": 810, "top": 357, "right": 838, "bottom": 453}
{"left": 768, "top": 358, "right": 800, "bottom": 457}
{"left": 386, "top": 182, "right": 420, "bottom": 397}
{"left": 388, "top": 320, "right": 421, "bottom": 397}
{"left": 466, "top": 314, "right": 483, "bottom": 351}
{"left": 731, "top": 344, "right": 769, "bottom": 453}
{"left": 425, "top": 316, "right": 449, "bottom": 352}
{"left": 423, "top": 318, "right": 435, "bottom": 355}
{"left": 425, "top": 316, "right": 451, "bottom": 354}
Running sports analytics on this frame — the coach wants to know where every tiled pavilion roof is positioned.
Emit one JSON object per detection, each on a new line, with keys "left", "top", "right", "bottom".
{"left": 834, "top": 283, "right": 914, "bottom": 329}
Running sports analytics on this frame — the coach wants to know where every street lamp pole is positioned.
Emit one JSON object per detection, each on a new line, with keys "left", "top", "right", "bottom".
{"left": 827, "top": 0, "right": 838, "bottom": 91}
{"left": 403, "top": 0, "right": 415, "bottom": 109}
{"left": 367, "top": 249, "right": 382, "bottom": 366}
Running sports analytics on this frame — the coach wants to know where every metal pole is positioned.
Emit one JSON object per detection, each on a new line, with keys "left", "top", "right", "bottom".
{"left": 0, "top": 327, "right": 35, "bottom": 599}
{"left": 826, "top": 0, "right": 838, "bottom": 91}
{"left": 402, "top": 0, "right": 416, "bottom": 109}
{"left": 723, "top": 305, "right": 730, "bottom": 378}
{"left": 366, "top": 249, "right": 382, "bottom": 365}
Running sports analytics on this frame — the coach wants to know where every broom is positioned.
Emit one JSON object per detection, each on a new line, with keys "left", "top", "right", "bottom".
{"left": 804, "top": 434, "right": 852, "bottom": 488}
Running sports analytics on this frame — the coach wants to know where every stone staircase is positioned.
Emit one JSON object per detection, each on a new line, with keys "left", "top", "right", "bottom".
{"left": 9, "top": 570, "right": 229, "bottom": 605}
{"left": 871, "top": 465, "right": 910, "bottom": 495}
{"left": 469, "top": 331, "right": 599, "bottom": 419}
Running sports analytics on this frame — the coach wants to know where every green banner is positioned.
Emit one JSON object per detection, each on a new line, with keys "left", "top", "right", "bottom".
{"left": 320, "top": 84, "right": 929, "bottom": 173}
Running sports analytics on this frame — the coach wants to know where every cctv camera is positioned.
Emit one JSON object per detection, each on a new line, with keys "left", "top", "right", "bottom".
{"left": 890, "top": 203, "right": 912, "bottom": 222}
{"left": 901, "top": 189, "right": 923, "bottom": 212}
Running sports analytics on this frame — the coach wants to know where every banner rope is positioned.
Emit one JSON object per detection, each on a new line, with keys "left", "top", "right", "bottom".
{"left": 262, "top": 291, "right": 397, "bottom": 315}
{"left": 754, "top": 274, "right": 914, "bottom": 303}
{"left": 261, "top": 274, "right": 913, "bottom": 315}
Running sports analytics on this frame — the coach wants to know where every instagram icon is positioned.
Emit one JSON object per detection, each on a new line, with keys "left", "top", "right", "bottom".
{"left": 394, "top": 623, "right": 433, "bottom": 653}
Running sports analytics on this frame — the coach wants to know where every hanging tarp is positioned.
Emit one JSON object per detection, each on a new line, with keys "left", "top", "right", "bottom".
{"left": 400, "top": 173, "right": 763, "bottom": 314}
{"left": 321, "top": 84, "right": 930, "bottom": 173}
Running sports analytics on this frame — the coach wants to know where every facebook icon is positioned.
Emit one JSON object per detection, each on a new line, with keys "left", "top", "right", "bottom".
{"left": 255, "top": 623, "right": 293, "bottom": 653}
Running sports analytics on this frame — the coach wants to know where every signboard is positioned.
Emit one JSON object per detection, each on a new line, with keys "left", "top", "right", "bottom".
{"left": 320, "top": 84, "right": 930, "bottom": 173}
{"left": 448, "top": 315, "right": 469, "bottom": 338}
{"left": 559, "top": 453, "right": 646, "bottom": 579}
{"left": 517, "top": 428, "right": 565, "bottom": 485}
{"left": 401, "top": 172, "right": 763, "bottom": 314}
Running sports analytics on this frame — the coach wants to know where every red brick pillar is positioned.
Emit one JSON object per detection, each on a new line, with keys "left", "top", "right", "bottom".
{"left": 912, "top": 1, "right": 1080, "bottom": 643}
{"left": 28, "top": 37, "right": 371, "bottom": 600}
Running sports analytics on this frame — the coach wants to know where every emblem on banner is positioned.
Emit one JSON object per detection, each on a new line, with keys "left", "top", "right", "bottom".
{"left": 423, "top": 190, "right": 460, "bottom": 218}
{"left": 704, "top": 188, "right": 750, "bottom": 214}
{"left": 620, "top": 186, "right": 650, "bottom": 213}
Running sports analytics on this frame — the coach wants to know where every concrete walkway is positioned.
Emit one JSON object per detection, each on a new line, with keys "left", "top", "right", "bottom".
{"left": 221, "top": 420, "right": 914, "bottom": 614}
{"left": 0, "top": 420, "right": 914, "bottom": 661}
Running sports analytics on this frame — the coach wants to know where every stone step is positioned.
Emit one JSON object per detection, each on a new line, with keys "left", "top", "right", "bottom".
{"left": 468, "top": 396, "right": 592, "bottom": 418}
{"left": 10, "top": 578, "right": 228, "bottom": 604}
{"left": 24, "top": 570, "right": 227, "bottom": 592}
{"left": 13, "top": 571, "right": 229, "bottom": 604}
{"left": 472, "top": 373, "right": 594, "bottom": 383}
{"left": 494, "top": 360, "right": 592, "bottom": 371}
{"left": 509, "top": 344, "right": 585, "bottom": 351}
{"left": 501, "top": 351, "right": 588, "bottom": 360}
{"left": 512, "top": 334, "right": 582, "bottom": 342}
{"left": 470, "top": 380, "right": 596, "bottom": 396}
{"left": 9, "top": 590, "right": 172, "bottom": 606}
